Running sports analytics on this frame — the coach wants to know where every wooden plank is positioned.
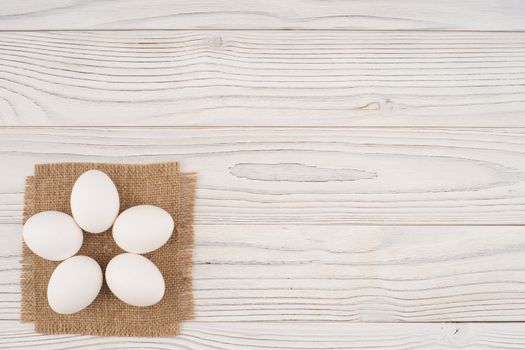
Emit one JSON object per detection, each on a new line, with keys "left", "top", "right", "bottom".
{"left": 1, "top": 31, "right": 525, "bottom": 127}
{"left": 0, "top": 1, "right": 524, "bottom": 30}
{"left": 2, "top": 321, "right": 525, "bottom": 350}
{"left": 3, "top": 224, "right": 525, "bottom": 321}
{"left": 1, "top": 127, "right": 525, "bottom": 225}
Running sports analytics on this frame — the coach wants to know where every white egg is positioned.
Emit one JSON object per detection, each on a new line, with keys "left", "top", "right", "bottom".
{"left": 23, "top": 211, "right": 83, "bottom": 261}
{"left": 105, "top": 253, "right": 165, "bottom": 307}
{"left": 47, "top": 256, "right": 103, "bottom": 314}
{"left": 112, "top": 205, "right": 174, "bottom": 254}
{"left": 71, "top": 170, "right": 120, "bottom": 234}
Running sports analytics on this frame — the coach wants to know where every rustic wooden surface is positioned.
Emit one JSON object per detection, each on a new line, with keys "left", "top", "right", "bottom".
{"left": 1, "top": 1, "right": 525, "bottom": 349}
{"left": 0, "top": 0, "right": 523, "bottom": 30}
{"left": 4, "top": 223, "right": 525, "bottom": 322}
{"left": 2, "top": 321, "right": 525, "bottom": 349}
{"left": 0, "top": 31, "right": 524, "bottom": 126}
{"left": 1, "top": 127, "right": 525, "bottom": 225}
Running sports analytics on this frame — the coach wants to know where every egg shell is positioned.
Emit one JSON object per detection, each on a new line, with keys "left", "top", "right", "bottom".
{"left": 105, "top": 253, "right": 165, "bottom": 307}
{"left": 47, "top": 256, "right": 103, "bottom": 314}
{"left": 23, "top": 211, "right": 83, "bottom": 261}
{"left": 112, "top": 205, "right": 174, "bottom": 254}
{"left": 71, "top": 170, "right": 120, "bottom": 234}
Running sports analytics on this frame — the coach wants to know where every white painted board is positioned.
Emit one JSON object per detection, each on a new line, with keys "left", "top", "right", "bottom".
{"left": 0, "top": 0, "right": 524, "bottom": 30}
{"left": 1, "top": 127, "right": 525, "bottom": 225}
{"left": 0, "top": 31, "right": 524, "bottom": 126}
{"left": 2, "top": 321, "right": 525, "bottom": 349}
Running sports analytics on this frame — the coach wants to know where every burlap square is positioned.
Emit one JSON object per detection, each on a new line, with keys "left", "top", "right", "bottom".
{"left": 21, "top": 162, "right": 196, "bottom": 336}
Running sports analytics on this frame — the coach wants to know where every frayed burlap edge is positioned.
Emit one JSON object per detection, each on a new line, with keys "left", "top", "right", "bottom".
{"left": 33, "top": 319, "right": 182, "bottom": 337}
{"left": 21, "top": 176, "right": 35, "bottom": 322}
{"left": 176, "top": 173, "right": 196, "bottom": 321}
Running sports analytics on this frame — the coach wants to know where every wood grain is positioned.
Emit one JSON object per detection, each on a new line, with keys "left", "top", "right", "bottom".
{"left": 1, "top": 1, "right": 525, "bottom": 341}
{"left": 0, "top": 31, "right": 524, "bottom": 126}
{"left": 1, "top": 127, "right": 525, "bottom": 225}
{"left": 4, "top": 224, "right": 525, "bottom": 322}
{"left": 0, "top": 0, "right": 524, "bottom": 30}
{"left": 2, "top": 321, "right": 525, "bottom": 349}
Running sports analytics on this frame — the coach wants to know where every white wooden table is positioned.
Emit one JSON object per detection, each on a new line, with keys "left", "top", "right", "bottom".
{"left": 1, "top": 1, "right": 525, "bottom": 348}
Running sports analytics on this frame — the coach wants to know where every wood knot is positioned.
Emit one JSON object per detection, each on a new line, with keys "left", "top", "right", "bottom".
{"left": 207, "top": 35, "right": 223, "bottom": 49}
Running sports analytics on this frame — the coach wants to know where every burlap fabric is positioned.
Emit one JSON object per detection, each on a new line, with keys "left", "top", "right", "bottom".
{"left": 21, "top": 162, "right": 195, "bottom": 336}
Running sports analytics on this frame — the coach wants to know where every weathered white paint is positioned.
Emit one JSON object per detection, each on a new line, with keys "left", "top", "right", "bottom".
{"left": 3, "top": 224, "right": 525, "bottom": 321}
{"left": 0, "top": 0, "right": 523, "bottom": 30}
{"left": 2, "top": 321, "right": 525, "bottom": 349}
{"left": 2, "top": 1, "right": 525, "bottom": 346}
{"left": 1, "top": 127, "right": 525, "bottom": 225}
{"left": 0, "top": 31, "right": 524, "bottom": 126}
